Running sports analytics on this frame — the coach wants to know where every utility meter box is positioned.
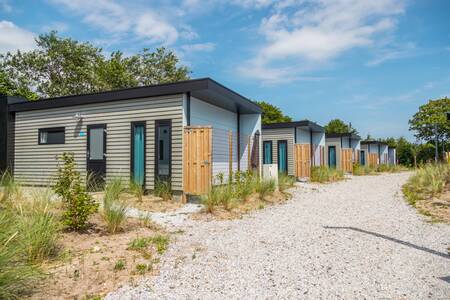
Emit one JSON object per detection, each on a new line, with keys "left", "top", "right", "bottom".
{"left": 263, "top": 164, "right": 278, "bottom": 186}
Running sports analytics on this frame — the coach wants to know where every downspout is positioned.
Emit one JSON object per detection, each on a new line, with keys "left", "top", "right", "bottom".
{"left": 237, "top": 110, "right": 240, "bottom": 171}
{"left": 378, "top": 143, "right": 381, "bottom": 164}
{"left": 294, "top": 127, "right": 297, "bottom": 144}
{"left": 186, "top": 92, "right": 191, "bottom": 126}
{"left": 310, "top": 128, "right": 313, "bottom": 166}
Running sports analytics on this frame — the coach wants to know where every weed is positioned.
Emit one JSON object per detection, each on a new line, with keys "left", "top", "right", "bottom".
{"left": 352, "top": 163, "right": 376, "bottom": 176}
{"left": 149, "top": 235, "right": 169, "bottom": 254}
{"left": 278, "top": 173, "right": 296, "bottom": 192}
{"left": 154, "top": 179, "right": 172, "bottom": 201}
{"left": 114, "top": 259, "right": 125, "bottom": 271}
{"left": 403, "top": 164, "right": 449, "bottom": 204}
{"left": 128, "top": 235, "right": 169, "bottom": 255}
{"left": 135, "top": 263, "right": 148, "bottom": 275}
{"left": 128, "top": 237, "right": 150, "bottom": 251}
{"left": 129, "top": 180, "right": 145, "bottom": 202}
{"left": 102, "top": 178, "right": 128, "bottom": 234}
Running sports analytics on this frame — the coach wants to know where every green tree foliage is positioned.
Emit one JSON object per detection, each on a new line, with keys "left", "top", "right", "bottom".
{"left": 409, "top": 98, "right": 450, "bottom": 144}
{"left": 53, "top": 152, "right": 98, "bottom": 231}
{"left": 324, "top": 119, "right": 358, "bottom": 134}
{"left": 255, "top": 101, "right": 292, "bottom": 125}
{"left": 0, "top": 31, "right": 190, "bottom": 99}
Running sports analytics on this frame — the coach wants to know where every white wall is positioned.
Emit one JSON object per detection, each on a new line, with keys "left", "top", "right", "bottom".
{"left": 189, "top": 97, "right": 261, "bottom": 183}
{"left": 240, "top": 114, "right": 262, "bottom": 174}
{"left": 190, "top": 97, "right": 238, "bottom": 183}
{"left": 388, "top": 148, "right": 397, "bottom": 165}
{"left": 312, "top": 131, "right": 325, "bottom": 166}
{"left": 295, "top": 128, "right": 310, "bottom": 144}
{"left": 380, "top": 144, "right": 389, "bottom": 164}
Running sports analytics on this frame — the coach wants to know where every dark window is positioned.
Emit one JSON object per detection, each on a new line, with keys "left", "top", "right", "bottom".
{"left": 263, "top": 141, "right": 273, "bottom": 164}
{"left": 38, "top": 127, "right": 65, "bottom": 144}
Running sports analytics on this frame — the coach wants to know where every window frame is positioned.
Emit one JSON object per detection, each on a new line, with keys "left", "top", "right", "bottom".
{"left": 38, "top": 127, "right": 65, "bottom": 145}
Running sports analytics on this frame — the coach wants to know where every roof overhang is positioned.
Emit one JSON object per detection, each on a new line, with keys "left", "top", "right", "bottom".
{"left": 262, "top": 120, "right": 324, "bottom": 133}
{"left": 8, "top": 78, "right": 262, "bottom": 114}
{"left": 326, "top": 133, "right": 361, "bottom": 140}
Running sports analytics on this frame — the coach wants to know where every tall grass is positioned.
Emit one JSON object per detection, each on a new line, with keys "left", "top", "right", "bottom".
{"left": 0, "top": 176, "right": 60, "bottom": 299}
{"left": 403, "top": 164, "right": 450, "bottom": 206}
{"left": 201, "top": 185, "right": 235, "bottom": 212}
{"left": 0, "top": 171, "right": 22, "bottom": 204}
{"left": 278, "top": 173, "right": 296, "bottom": 192}
{"left": 129, "top": 180, "right": 145, "bottom": 202}
{"left": 352, "top": 163, "right": 376, "bottom": 176}
{"left": 154, "top": 179, "right": 172, "bottom": 201}
{"left": 376, "top": 164, "right": 407, "bottom": 173}
{"left": 310, "top": 166, "right": 344, "bottom": 183}
{"left": 255, "top": 179, "right": 276, "bottom": 200}
{"left": 102, "top": 178, "right": 128, "bottom": 234}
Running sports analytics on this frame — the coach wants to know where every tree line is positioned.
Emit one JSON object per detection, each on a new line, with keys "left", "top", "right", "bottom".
{"left": 1, "top": 32, "right": 448, "bottom": 166}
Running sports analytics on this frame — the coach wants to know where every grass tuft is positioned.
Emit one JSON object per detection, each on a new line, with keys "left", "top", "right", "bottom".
{"left": 102, "top": 178, "right": 128, "bottom": 234}
{"left": 154, "top": 179, "right": 172, "bottom": 201}
{"left": 310, "top": 166, "right": 344, "bottom": 183}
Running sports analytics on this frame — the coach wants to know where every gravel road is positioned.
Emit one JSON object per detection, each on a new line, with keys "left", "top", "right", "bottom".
{"left": 106, "top": 173, "right": 450, "bottom": 299}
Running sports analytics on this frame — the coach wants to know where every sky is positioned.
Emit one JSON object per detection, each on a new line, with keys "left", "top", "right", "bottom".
{"left": 1, "top": 0, "right": 449, "bottom": 140}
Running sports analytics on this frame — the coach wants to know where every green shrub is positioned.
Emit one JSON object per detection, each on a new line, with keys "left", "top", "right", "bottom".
{"left": 310, "top": 166, "right": 344, "bottom": 183}
{"left": 234, "top": 171, "right": 256, "bottom": 200}
{"left": 53, "top": 152, "right": 98, "bottom": 231}
{"left": 102, "top": 178, "right": 128, "bottom": 234}
{"left": 255, "top": 179, "right": 276, "bottom": 200}
{"left": 154, "top": 179, "right": 172, "bottom": 201}
{"left": 403, "top": 164, "right": 450, "bottom": 205}
{"left": 129, "top": 180, "right": 145, "bottom": 202}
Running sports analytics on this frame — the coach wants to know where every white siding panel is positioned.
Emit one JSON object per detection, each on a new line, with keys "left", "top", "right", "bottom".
{"left": 14, "top": 95, "right": 183, "bottom": 191}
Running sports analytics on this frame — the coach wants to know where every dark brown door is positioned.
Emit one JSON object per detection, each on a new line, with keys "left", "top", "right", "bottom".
{"left": 87, "top": 124, "right": 106, "bottom": 190}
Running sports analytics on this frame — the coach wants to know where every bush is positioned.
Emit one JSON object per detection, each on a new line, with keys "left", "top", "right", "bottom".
{"left": 310, "top": 166, "right": 344, "bottom": 183}
{"left": 376, "top": 164, "right": 407, "bottom": 173}
{"left": 403, "top": 164, "right": 450, "bottom": 205}
{"left": 53, "top": 152, "right": 98, "bottom": 231}
{"left": 234, "top": 171, "right": 255, "bottom": 201}
{"left": 255, "top": 179, "right": 276, "bottom": 200}
{"left": 102, "top": 178, "right": 128, "bottom": 234}
{"left": 154, "top": 179, "right": 172, "bottom": 201}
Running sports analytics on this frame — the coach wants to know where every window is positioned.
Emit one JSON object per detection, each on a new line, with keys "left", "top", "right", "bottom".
{"left": 263, "top": 141, "right": 272, "bottom": 164}
{"left": 39, "top": 127, "right": 65, "bottom": 144}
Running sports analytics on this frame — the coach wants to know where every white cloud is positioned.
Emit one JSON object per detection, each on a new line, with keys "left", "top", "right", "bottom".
{"left": 367, "top": 42, "right": 415, "bottom": 66}
{"left": 0, "top": 21, "right": 36, "bottom": 53}
{"left": 239, "top": 0, "right": 405, "bottom": 83}
{"left": 50, "top": 0, "right": 182, "bottom": 45}
{"left": 181, "top": 42, "right": 215, "bottom": 52}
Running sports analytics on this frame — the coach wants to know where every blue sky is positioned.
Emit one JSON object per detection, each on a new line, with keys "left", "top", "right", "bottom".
{"left": 1, "top": 0, "right": 449, "bottom": 140}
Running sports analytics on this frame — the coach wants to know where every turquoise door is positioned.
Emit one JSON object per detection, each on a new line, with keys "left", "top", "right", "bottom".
{"left": 360, "top": 150, "right": 365, "bottom": 166}
{"left": 278, "top": 140, "right": 288, "bottom": 173}
{"left": 263, "top": 141, "right": 272, "bottom": 164}
{"left": 132, "top": 122, "right": 145, "bottom": 186}
{"left": 328, "top": 146, "right": 336, "bottom": 168}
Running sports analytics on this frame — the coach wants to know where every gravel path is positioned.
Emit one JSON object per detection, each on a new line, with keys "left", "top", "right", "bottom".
{"left": 106, "top": 173, "right": 450, "bottom": 299}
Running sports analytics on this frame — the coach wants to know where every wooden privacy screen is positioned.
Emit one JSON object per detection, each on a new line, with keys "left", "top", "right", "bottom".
{"left": 295, "top": 144, "right": 311, "bottom": 177}
{"left": 183, "top": 127, "right": 212, "bottom": 195}
{"left": 340, "top": 149, "right": 353, "bottom": 173}
{"left": 354, "top": 150, "right": 359, "bottom": 164}
{"left": 368, "top": 153, "right": 378, "bottom": 167}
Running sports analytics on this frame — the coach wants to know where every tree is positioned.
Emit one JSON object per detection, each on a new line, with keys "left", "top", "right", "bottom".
{"left": 409, "top": 98, "right": 450, "bottom": 160}
{"left": 0, "top": 68, "right": 38, "bottom": 99}
{"left": 0, "top": 31, "right": 190, "bottom": 99}
{"left": 324, "top": 119, "right": 357, "bottom": 134}
{"left": 255, "top": 101, "right": 292, "bottom": 125}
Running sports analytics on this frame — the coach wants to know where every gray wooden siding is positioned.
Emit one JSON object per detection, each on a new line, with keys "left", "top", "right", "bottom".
{"left": 261, "top": 128, "right": 295, "bottom": 176}
{"left": 14, "top": 95, "right": 183, "bottom": 191}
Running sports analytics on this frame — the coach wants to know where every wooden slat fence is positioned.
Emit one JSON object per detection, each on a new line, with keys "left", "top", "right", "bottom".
{"left": 183, "top": 126, "right": 212, "bottom": 195}
{"left": 294, "top": 144, "right": 311, "bottom": 177}
{"left": 368, "top": 153, "right": 378, "bottom": 167}
{"left": 340, "top": 148, "right": 353, "bottom": 173}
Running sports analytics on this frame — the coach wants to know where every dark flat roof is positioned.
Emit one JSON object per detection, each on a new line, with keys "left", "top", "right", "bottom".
{"left": 326, "top": 133, "right": 361, "bottom": 140}
{"left": 7, "top": 78, "right": 262, "bottom": 114}
{"left": 262, "top": 120, "right": 324, "bottom": 132}
{"left": 361, "top": 140, "right": 388, "bottom": 146}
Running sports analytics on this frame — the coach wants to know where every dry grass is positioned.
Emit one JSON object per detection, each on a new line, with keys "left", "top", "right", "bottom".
{"left": 28, "top": 215, "right": 169, "bottom": 299}
{"left": 194, "top": 190, "right": 289, "bottom": 221}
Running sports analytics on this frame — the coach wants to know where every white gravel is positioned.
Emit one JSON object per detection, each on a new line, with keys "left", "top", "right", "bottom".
{"left": 106, "top": 173, "right": 450, "bottom": 299}
{"left": 126, "top": 204, "right": 203, "bottom": 227}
